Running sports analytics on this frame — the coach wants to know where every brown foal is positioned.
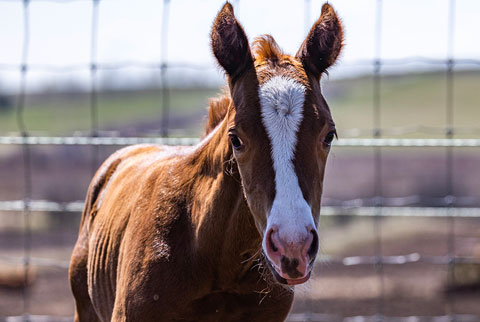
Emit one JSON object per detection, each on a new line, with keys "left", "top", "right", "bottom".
{"left": 69, "top": 2, "right": 343, "bottom": 321}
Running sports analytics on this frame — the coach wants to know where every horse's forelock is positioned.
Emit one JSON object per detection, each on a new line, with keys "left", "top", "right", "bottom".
{"left": 252, "top": 35, "right": 284, "bottom": 63}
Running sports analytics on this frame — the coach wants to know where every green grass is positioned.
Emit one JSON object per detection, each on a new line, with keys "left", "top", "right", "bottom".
{"left": 0, "top": 70, "right": 478, "bottom": 138}
{"left": 0, "top": 88, "right": 219, "bottom": 136}
{"left": 323, "top": 70, "right": 480, "bottom": 137}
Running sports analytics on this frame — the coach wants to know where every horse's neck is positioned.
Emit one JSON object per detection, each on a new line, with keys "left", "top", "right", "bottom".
{"left": 188, "top": 116, "right": 262, "bottom": 283}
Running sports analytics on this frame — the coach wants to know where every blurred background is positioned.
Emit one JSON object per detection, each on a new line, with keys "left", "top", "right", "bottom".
{"left": 0, "top": 0, "right": 479, "bottom": 321}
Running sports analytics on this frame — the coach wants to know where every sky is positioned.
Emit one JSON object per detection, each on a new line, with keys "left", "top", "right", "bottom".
{"left": 0, "top": 0, "right": 479, "bottom": 92}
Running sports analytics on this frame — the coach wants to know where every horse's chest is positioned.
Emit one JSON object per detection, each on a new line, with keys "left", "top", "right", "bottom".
{"left": 171, "top": 290, "right": 292, "bottom": 322}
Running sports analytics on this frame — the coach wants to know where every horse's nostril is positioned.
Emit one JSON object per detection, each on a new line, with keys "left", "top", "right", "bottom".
{"left": 269, "top": 231, "right": 278, "bottom": 252}
{"left": 307, "top": 230, "right": 319, "bottom": 259}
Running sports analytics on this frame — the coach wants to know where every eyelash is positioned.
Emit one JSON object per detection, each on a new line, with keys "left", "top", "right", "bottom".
{"left": 324, "top": 131, "right": 336, "bottom": 146}
{"left": 229, "top": 134, "right": 243, "bottom": 150}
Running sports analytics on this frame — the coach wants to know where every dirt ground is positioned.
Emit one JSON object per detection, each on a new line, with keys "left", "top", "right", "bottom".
{"left": 1, "top": 217, "right": 479, "bottom": 321}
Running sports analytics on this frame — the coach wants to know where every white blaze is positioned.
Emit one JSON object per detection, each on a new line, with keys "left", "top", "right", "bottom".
{"left": 259, "top": 76, "right": 314, "bottom": 244}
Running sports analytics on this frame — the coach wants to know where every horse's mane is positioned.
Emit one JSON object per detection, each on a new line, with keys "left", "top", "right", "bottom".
{"left": 204, "top": 90, "right": 231, "bottom": 135}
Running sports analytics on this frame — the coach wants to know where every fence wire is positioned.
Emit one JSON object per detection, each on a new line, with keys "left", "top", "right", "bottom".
{"left": 0, "top": 0, "right": 479, "bottom": 321}
{"left": 89, "top": 0, "right": 99, "bottom": 175}
{"left": 160, "top": 0, "right": 170, "bottom": 137}
{"left": 1, "top": 58, "right": 479, "bottom": 72}
{"left": 2, "top": 200, "right": 480, "bottom": 214}
{"left": 373, "top": 0, "right": 385, "bottom": 319}
{"left": 2, "top": 136, "right": 480, "bottom": 147}
{"left": 15, "top": 0, "right": 32, "bottom": 321}
{"left": 445, "top": 0, "right": 457, "bottom": 317}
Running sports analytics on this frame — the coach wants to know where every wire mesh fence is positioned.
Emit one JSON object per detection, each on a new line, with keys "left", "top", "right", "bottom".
{"left": 0, "top": 0, "right": 479, "bottom": 321}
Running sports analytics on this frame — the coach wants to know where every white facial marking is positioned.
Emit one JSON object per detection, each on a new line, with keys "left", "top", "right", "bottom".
{"left": 259, "top": 76, "right": 314, "bottom": 244}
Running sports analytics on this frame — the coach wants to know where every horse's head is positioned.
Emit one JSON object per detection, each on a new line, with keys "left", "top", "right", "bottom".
{"left": 211, "top": 2, "right": 343, "bottom": 285}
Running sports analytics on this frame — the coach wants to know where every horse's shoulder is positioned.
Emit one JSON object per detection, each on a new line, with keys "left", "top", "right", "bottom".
{"left": 92, "top": 143, "right": 192, "bottom": 230}
{"left": 83, "top": 145, "right": 156, "bottom": 209}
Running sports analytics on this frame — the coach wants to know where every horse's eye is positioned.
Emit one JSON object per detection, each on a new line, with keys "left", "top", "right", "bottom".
{"left": 324, "top": 131, "right": 336, "bottom": 146}
{"left": 229, "top": 134, "right": 243, "bottom": 150}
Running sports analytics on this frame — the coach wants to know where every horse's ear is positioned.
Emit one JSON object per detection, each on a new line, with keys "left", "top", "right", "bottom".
{"left": 296, "top": 3, "right": 344, "bottom": 79}
{"left": 211, "top": 2, "right": 254, "bottom": 79}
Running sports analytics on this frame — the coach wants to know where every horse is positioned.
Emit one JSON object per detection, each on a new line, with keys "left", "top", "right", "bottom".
{"left": 69, "top": 2, "right": 343, "bottom": 321}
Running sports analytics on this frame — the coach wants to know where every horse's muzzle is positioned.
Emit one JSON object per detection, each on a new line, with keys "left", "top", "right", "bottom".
{"left": 263, "top": 225, "right": 318, "bottom": 285}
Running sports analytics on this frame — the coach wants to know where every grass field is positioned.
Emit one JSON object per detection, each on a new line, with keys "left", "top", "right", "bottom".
{"left": 0, "top": 70, "right": 478, "bottom": 137}
{"left": 324, "top": 70, "right": 480, "bottom": 137}
{"left": 0, "top": 88, "right": 219, "bottom": 136}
